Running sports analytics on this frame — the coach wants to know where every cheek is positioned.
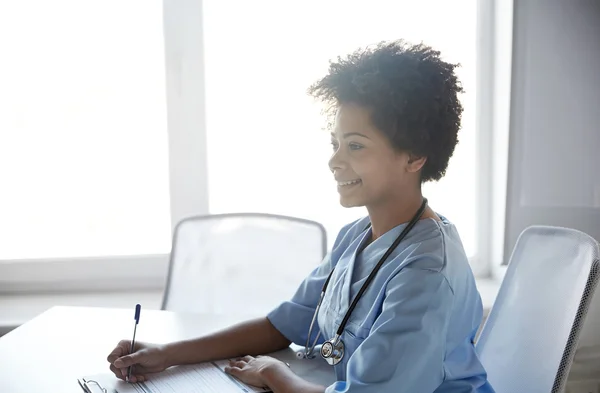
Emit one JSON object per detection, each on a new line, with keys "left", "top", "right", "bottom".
{"left": 351, "top": 158, "right": 380, "bottom": 178}
{"left": 350, "top": 153, "right": 405, "bottom": 183}
{"left": 361, "top": 163, "right": 404, "bottom": 190}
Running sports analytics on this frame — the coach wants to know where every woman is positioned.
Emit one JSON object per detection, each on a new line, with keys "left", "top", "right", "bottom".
{"left": 107, "top": 40, "right": 495, "bottom": 393}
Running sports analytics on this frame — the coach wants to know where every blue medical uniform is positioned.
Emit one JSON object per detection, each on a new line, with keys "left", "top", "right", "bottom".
{"left": 267, "top": 215, "right": 495, "bottom": 393}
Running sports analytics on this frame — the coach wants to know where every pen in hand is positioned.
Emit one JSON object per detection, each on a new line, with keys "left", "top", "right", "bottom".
{"left": 126, "top": 304, "right": 141, "bottom": 383}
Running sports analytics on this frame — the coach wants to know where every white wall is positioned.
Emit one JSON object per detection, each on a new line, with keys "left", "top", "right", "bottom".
{"left": 507, "top": 1, "right": 600, "bottom": 390}
{"left": 505, "top": 0, "right": 600, "bottom": 258}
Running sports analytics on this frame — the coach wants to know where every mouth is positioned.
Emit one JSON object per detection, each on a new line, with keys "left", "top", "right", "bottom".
{"left": 337, "top": 179, "right": 362, "bottom": 188}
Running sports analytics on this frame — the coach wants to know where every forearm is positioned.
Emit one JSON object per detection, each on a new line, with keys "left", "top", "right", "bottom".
{"left": 262, "top": 363, "right": 326, "bottom": 393}
{"left": 165, "top": 317, "right": 291, "bottom": 366}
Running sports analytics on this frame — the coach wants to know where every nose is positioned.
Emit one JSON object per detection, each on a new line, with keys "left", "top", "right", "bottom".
{"left": 328, "top": 147, "right": 346, "bottom": 173}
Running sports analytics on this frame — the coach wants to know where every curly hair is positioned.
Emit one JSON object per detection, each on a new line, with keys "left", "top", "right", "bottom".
{"left": 307, "top": 39, "right": 464, "bottom": 182}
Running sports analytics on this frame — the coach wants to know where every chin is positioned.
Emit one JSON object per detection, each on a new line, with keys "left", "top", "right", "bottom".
{"left": 339, "top": 196, "right": 365, "bottom": 208}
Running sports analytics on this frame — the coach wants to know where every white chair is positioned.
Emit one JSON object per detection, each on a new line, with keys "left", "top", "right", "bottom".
{"left": 476, "top": 225, "right": 600, "bottom": 393}
{"left": 161, "top": 213, "right": 327, "bottom": 319}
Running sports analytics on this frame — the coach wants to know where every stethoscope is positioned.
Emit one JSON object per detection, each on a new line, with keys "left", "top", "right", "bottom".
{"left": 296, "top": 198, "right": 428, "bottom": 366}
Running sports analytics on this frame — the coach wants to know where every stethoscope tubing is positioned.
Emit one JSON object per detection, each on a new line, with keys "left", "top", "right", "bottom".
{"left": 301, "top": 198, "right": 428, "bottom": 364}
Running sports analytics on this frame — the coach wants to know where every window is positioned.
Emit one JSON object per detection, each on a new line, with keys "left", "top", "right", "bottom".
{"left": 203, "top": 0, "right": 478, "bottom": 257}
{"left": 0, "top": 0, "right": 171, "bottom": 260}
{"left": 1, "top": 0, "right": 491, "bottom": 294}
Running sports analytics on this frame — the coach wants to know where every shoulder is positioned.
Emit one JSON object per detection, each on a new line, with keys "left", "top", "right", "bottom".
{"left": 390, "top": 215, "right": 474, "bottom": 292}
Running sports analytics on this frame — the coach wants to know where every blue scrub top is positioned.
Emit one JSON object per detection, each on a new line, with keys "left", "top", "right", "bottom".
{"left": 267, "top": 215, "right": 496, "bottom": 393}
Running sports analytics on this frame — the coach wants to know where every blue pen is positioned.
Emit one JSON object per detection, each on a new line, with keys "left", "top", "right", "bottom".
{"left": 126, "top": 304, "right": 141, "bottom": 382}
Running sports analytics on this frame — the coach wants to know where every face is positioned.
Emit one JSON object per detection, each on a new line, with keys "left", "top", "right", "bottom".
{"left": 328, "top": 103, "right": 425, "bottom": 208}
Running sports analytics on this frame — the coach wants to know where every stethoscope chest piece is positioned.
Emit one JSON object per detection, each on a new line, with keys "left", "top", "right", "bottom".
{"left": 320, "top": 336, "right": 344, "bottom": 366}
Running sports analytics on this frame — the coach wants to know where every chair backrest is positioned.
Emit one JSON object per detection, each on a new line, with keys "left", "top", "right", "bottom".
{"left": 161, "top": 213, "right": 327, "bottom": 318}
{"left": 476, "top": 225, "right": 600, "bottom": 393}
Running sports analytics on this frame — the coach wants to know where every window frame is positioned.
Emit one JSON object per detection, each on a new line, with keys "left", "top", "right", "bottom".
{"left": 0, "top": 0, "right": 507, "bottom": 295}
{"left": 0, "top": 0, "right": 209, "bottom": 294}
{"left": 475, "top": 0, "right": 514, "bottom": 281}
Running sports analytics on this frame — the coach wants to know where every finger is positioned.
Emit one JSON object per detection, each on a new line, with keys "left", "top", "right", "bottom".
{"left": 114, "top": 351, "right": 144, "bottom": 368}
{"left": 242, "top": 355, "right": 254, "bottom": 362}
{"left": 107, "top": 340, "right": 133, "bottom": 363}
{"left": 228, "top": 360, "right": 246, "bottom": 369}
{"left": 224, "top": 366, "right": 242, "bottom": 375}
{"left": 106, "top": 345, "right": 125, "bottom": 363}
{"left": 109, "top": 364, "right": 125, "bottom": 380}
{"left": 107, "top": 349, "right": 121, "bottom": 364}
{"left": 229, "top": 358, "right": 246, "bottom": 367}
{"left": 128, "top": 373, "right": 146, "bottom": 384}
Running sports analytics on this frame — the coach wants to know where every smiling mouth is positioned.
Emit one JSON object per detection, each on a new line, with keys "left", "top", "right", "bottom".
{"left": 337, "top": 179, "right": 362, "bottom": 187}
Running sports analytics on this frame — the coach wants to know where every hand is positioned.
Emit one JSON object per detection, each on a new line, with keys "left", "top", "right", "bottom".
{"left": 106, "top": 340, "right": 171, "bottom": 383}
{"left": 224, "top": 355, "right": 290, "bottom": 389}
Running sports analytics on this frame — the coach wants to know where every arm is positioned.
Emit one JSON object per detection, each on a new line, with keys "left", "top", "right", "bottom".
{"left": 165, "top": 317, "right": 291, "bottom": 366}
{"left": 166, "top": 252, "right": 336, "bottom": 367}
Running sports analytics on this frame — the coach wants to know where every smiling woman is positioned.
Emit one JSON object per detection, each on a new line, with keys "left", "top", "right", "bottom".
{"left": 229, "top": 39, "right": 494, "bottom": 392}
{"left": 310, "top": 39, "right": 464, "bottom": 238}
{"left": 106, "top": 37, "right": 495, "bottom": 393}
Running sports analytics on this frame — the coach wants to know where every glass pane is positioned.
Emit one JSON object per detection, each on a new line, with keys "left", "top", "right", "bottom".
{"left": 203, "top": 0, "right": 477, "bottom": 256}
{"left": 0, "top": 1, "right": 171, "bottom": 259}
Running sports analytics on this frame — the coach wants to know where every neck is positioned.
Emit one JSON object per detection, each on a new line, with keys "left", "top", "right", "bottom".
{"left": 366, "top": 189, "right": 425, "bottom": 240}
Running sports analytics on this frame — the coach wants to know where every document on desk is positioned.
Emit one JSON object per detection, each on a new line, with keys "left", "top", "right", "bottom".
{"left": 139, "top": 361, "right": 265, "bottom": 393}
{"left": 79, "top": 348, "right": 335, "bottom": 393}
{"left": 83, "top": 360, "right": 268, "bottom": 393}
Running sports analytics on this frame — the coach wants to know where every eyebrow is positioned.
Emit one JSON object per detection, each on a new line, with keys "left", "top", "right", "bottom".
{"left": 330, "top": 132, "right": 371, "bottom": 139}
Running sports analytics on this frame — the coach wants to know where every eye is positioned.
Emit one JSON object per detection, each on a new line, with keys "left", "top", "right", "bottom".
{"left": 349, "top": 142, "right": 363, "bottom": 151}
{"left": 331, "top": 140, "right": 339, "bottom": 151}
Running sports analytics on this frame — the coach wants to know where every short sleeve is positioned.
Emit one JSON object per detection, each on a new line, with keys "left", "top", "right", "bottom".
{"left": 266, "top": 253, "right": 334, "bottom": 346}
{"left": 325, "top": 267, "right": 453, "bottom": 393}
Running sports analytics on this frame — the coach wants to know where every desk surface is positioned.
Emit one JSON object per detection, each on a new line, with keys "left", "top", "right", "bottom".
{"left": 0, "top": 306, "right": 332, "bottom": 393}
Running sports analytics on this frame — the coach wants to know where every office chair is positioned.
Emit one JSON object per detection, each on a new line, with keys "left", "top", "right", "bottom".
{"left": 161, "top": 213, "right": 327, "bottom": 318}
{"left": 475, "top": 225, "right": 600, "bottom": 393}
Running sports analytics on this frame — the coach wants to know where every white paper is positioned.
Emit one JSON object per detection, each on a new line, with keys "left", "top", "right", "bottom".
{"left": 81, "top": 347, "right": 335, "bottom": 393}
{"left": 112, "top": 361, "right": 268, "bottom": 393}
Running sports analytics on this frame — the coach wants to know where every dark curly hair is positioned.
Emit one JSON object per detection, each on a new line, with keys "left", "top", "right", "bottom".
{"left": 307, "top": 39, "right": 464, "bottom": 182}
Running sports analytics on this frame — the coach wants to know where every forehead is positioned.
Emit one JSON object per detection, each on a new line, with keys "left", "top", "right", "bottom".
{"left": 331, "top": 103, "right": 392, "bottom": 146}
{"left": 333, "top": 103, "right": 374, "bottom": 134}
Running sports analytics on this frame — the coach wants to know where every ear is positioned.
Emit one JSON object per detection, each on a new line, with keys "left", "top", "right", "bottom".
{"left": 406, "top": 154, "right": 427, "bottom": 173}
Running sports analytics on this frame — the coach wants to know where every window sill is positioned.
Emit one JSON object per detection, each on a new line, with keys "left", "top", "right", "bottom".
{"left": 0, "top": 278, "right": 501, "bottom": 337}
{"left": 475, "top": 277, "right": 502, "bottom": 317}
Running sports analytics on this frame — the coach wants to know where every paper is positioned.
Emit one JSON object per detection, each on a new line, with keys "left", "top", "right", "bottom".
{"left": 79, "top": 347, "right": 335, "bottom": 393}
{"left": 111, "top": 361, "right": 268, "bottom": 393}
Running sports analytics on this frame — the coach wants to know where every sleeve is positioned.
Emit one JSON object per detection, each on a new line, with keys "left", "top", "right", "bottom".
{"left": 325, "top": 268, "right": 453, "bottom": 393}
{"left": 266, "top": 252, "right": 334, "bottom": 346}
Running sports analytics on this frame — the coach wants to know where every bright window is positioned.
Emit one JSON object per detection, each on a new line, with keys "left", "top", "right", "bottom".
{"left": 0, "top": 1, "right": 171, "bottom": 259}
{"left": 203, "top": 0, "right": 477, "bottom": 257}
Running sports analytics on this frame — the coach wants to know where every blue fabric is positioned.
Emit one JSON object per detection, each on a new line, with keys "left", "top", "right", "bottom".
{"left": 267, "top": 215, "right": 495, "bottom": 393}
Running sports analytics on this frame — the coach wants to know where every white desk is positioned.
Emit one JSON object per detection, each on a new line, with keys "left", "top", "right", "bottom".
{"left": 0, "top": 306, "right": 333, "bottom": 393}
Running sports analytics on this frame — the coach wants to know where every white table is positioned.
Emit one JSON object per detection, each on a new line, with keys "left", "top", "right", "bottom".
{"left": 0, "top": 306, "right": 333, "bottom": 392}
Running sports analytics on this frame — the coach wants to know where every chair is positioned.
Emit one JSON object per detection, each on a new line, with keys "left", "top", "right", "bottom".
{"left": 161, "top": 213, "right": 327, "bottom": 318}
{"left": 475, "top": 225, "right": 600, "bottom": 393}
